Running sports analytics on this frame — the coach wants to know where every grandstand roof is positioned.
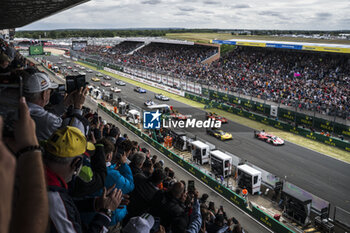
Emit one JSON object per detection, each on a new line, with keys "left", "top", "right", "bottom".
{"left": 0, "top": 0, "right": 89, "bottom": 29}
{"left": 211, "top": 39, "right": 350, "bottom": 54}
{"left": 124, "top": 37, "right": 195, "bottom": 45}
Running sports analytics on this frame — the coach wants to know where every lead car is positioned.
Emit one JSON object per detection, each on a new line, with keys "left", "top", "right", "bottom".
{"left": 254, "top": 130, "right": 285, "bottom": 146}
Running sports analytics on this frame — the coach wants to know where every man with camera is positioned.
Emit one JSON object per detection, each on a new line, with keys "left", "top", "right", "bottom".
{"left": 23, "top": 71, "right": 88, "bottom": 141}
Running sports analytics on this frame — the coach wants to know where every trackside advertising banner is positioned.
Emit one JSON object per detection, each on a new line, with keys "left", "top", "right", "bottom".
{"left": 98, "top": 103, "right": 295, "bottom": 233}
{"left": 103, "top": 67, "right": 185, "bottom": 96}
{"left": 122, "top": 66, "right": 202, "bottom": 95}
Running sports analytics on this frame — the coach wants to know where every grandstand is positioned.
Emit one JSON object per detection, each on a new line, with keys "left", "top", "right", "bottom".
{"left": 80, "top": 38, "right": 350, "bottom": 126}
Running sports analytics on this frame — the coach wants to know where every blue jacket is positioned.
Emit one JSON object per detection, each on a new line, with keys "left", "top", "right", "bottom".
{"left": 81, "top": 163, "right": 134, "bottom": 226}
{"left": 104, "top": 163, "right": 134, "bottom": 195}
{"left": 103, "top": 163, "right": 134, "bottom": 225}
{"left": 186, "top": 200, "right": 202, "bottom": 233}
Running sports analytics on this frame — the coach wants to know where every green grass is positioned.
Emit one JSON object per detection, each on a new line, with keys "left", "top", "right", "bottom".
{"left": 77, "top": 61, "right": 350, "bottom": 163}
{"left": 165, "top": 33, "right": 350, "bottom": 45}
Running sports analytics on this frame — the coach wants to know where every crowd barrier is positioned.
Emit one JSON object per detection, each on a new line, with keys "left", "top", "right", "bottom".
{"left": 203, "top": 88, "right": 350, "bottom": 138}
{"left": 186, "top": 92, "right": 350, "bottom": 152}
{"left": 98, "top": 103, "right": 295, "bottom": 233}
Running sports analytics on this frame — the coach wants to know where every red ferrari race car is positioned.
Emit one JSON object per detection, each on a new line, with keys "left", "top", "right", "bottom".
{"left": 206, "top": 112, "right": 228, "bottom": 123}
{"left": 254, "top": 130, "right": 284, "bottom": 146}
{"left": 170, "top": 112, "right": 188, "bottom": 120}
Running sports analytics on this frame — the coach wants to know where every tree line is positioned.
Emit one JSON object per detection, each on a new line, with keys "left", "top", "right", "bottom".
{"left": 15, "top": 29, "right": 219, "bottom": 39}
{"left": 15, "top": 28, "right": 350, "bottom": 39}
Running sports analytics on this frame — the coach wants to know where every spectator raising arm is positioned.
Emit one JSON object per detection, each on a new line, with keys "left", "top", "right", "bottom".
{"left": 11, "top": 97, "right": 49, "bottom": 233}
{"left": 0, "top": 117, "right": 16, "bottom": 233}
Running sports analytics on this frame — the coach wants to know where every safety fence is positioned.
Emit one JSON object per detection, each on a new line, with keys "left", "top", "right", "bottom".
{"left": 185, "top": 92, "right": 350, "bottom": 152}
{"left": 98, "top": 103, "right": 295, "bottom": 233}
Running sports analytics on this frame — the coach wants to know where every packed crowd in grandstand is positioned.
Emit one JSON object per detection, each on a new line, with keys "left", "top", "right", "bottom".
{"left": 83, "top": 42, "right": 350, "bottom": 119}
{"left": 0, "top": 37, "right": 245, "bottom": 233}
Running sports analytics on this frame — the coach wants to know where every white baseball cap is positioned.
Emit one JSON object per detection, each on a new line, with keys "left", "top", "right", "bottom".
{"left": 23, "top": 72, "right": 58, "bottom": 93}
{"left": 122, "top": 213, "right": 155, "bottom": 233}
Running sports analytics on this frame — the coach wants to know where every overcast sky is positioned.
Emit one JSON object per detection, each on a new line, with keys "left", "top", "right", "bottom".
{"left": 19, "top": 0, "right": 350, "bottom": 30}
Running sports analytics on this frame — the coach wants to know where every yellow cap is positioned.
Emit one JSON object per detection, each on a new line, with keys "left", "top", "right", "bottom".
{"left": 45, "top": 126, "right": 87, "bottom": 158}
{"left": 87, "top": 142, "right": 96, "bottom": 151}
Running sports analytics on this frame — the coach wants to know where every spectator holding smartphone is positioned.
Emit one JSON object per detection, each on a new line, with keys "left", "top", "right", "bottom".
{"left": 23, "top": 70, "right": 88, "bottom": 141}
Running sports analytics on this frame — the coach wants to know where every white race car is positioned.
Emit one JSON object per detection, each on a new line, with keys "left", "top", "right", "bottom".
{"left": 115, "top": 80, "right": 126, "bottom": 86}
{"left": 144, "top": 100, "right": 155, "bottom": 106}
{"left": 101, "top": 82, "right": 111, "bottom": 87}
{"left": 110, "top": 87, "right": 121, "bottom": 93}
{"left": 254, "top": 131, "right": 285, "bottom": 146}
{"left": 155, "top": 93, "right": 169, "bottom": 101}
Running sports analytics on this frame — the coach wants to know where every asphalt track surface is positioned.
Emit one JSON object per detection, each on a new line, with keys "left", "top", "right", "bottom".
{"left": 48, "top": 55, "right": 350, "bottom": 214}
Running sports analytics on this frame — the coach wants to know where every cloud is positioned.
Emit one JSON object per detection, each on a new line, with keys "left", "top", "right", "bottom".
{"left": 178, "top": 6, "right": 195, "bottom": 12}
{"left": 18, "top": 0, "right": 350, "bottom": 30}
{"left": 175, "top": 12, "right": 190, "bottom": 16}
{"left": 315, "top": 12, "right": 332, "bottom": 18}
{"left": 203, "top": 1, "right": 220, "bottom": 5}
{"left": 141, "top": 0, "right": 161, "bottom": 4}
{"left": 200, "top": 10, "right": 214, "bottom": 14}
{"left": 258, "top": 10, "right": 289, "bottom": 20}
{"left": 231, "top": 4, "right": 250, "bottom": 8}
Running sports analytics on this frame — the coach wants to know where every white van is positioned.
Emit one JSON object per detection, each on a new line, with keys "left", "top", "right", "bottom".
{"left": 191, "top": 140, "right": 210, "bottom": 165}
{"left": 210, "top": 150, "right": 232, "bottom": 178}
{"left": 237, "top": 164, "right": 262, "bottom": 195}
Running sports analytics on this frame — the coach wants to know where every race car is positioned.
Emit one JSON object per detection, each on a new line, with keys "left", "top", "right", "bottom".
{"left": 206, "top": 128, "right": 232, "bottom": 141}
{"left": 110, "top": 87, "right": 121, "bottom": 93}
{"left": 67, "top": 66, "right": 72, "bottom": 69}
{"left": 103, "top": 76, "right": 111, "bottom": 80}
{"left": 170, "top": 110, "right": 188, "bottom": 121}
{"left": 96, "top": 73, "right": 103, "bottom": 77}
{"left": 87, "top": 69, "right": 93, "bottom": 73}
{"left": 101, "top": 82, "right": 111, "bottom": 87}
{"left": 134, "top": 87, "right": 146, "bottom": 93}
{"left": 206, "top": 112, "right": 228, "bottom": 123}
{"left": 115, "top": 80, "right": 126, "bottom": 86}
{"left": 144, "top": 100, "right": 155, "bottom": 106}
{"left": 91, "top": 77, "right": 100, "bottom": 82}
{"left": 254, "top": 131, "right": 284, "bottom": 146}
{"left": 155, "top": 93, "right": 169, "bottom": 101}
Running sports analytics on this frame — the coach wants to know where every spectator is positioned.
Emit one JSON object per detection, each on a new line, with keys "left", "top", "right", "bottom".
{"left": 113, "top": 139, "right": 133, "bottom": 164}
{"left": 81, "top": 137, "right": 133, "bottom": 229}
{"left": 123, "top": 213, "right": 165, "bottom": 233}
{"left": 0, "top": 117, "right": 15, "bottom": 233}
{"left": 0, "top": 52, "right": 11, "bottom": 74}
{"left": 107, "top": 126, "right": 121, "bottom": 145}
{"left": 142, "top": 157, "right": 154, "bottom": 178}
{"left": 150, "top": 182, "right": 189, "bottom": 232}
{"left": 127, "top": 169, "right": 166, "bottom": 220}
{"left": 0, "top": 97, "right": 48, "bottom": 233}
{"left": 199, "top": 193, "right": 209, "bottom": 208}
{"left": 129, "top": 151, "right": 146, "bottom": 177}
{"left": 23, "top": 71, "right": 88, "bottom": 141}
{"left": 68, "top": 141, "right": 107, "bottom": 198}
{"left": 206, "top": 214, "right": 226, "bottom": 233}
{"left": 43, "top": 126, "right": 123, "bottom": 233}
